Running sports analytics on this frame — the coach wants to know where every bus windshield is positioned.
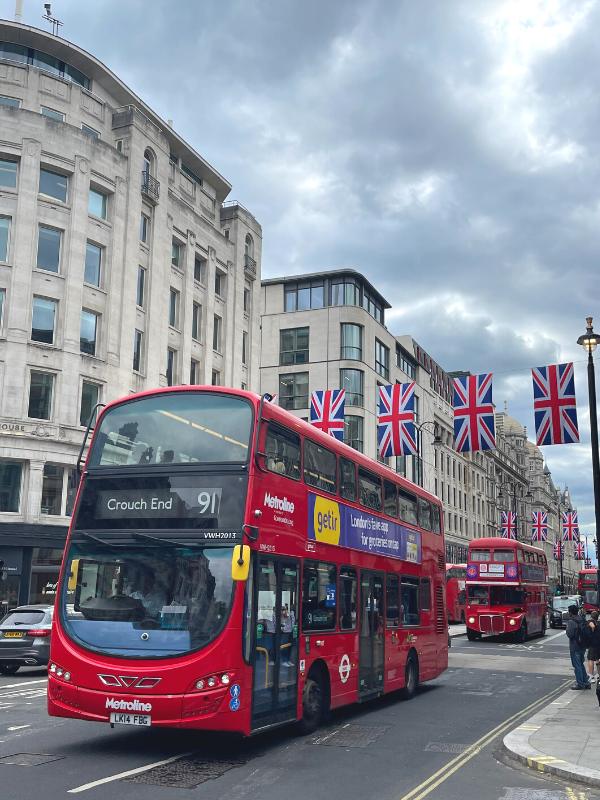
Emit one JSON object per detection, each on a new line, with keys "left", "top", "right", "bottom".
{"left": 89, "top": 392, "right": 253, "bottom": 467}
{"left": 468, "top": 586, "right": 525, "bottom": 606}
{"left": 60, "top": 538, "right": 234, "bottom": 658}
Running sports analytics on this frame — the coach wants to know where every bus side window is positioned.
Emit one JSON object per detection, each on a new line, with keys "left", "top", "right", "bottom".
{"left": 398, "top": 488, "right": 418, "bottom": 525}
{"left": 418, "top": 498, "right": 432, "bottom": 531}
{"left": 339, "top": 567, "right": 357, "bottom": 630}
{"left": 431, "top": 504, "right": 441, "bottom": 533}
{"left": 419, "top": 578, "right": 431, "bottom": 611}
{"left": 401, "top": 576, "right": 419, "bottom": 626}
{"left": 384, "top": 481, "right": 397, "bottom": 518}
{"left": 264, "top": 424, "right": 300, "bottom": 479}
{"left": 303, "top": 439, "right": 337, "bottom": 494}
{"left": 339, "top": 458, "right": 357, "bottom": 502}
{"left": 358, "top": 468, "right": 382, "bottom": 512}
{"left": 302, "top": 561, "right": 336, "bottom": 631}
{"left": 386, "top": 575, "right": 399, "bottom": 628}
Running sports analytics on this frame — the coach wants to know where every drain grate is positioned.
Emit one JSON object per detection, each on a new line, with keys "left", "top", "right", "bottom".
{"left": 309, "top": 724, "right": 390, "bottom": 748}
{"left": 499, "top": 790, "right": 567, "bottom": 800}
{"left": 125, "top": 754, "right": 249, "bottom": 788}
{"left": 0, "top": 753, "right": 64, "bottom": 766}
{"left": 424, "top": 742, "right": 469, "bottom": 754}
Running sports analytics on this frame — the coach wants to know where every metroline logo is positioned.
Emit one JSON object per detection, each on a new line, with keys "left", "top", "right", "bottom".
{"left": 263, "top": 492, "right": 295, "bottom": 514}
{"left": 105, "top": 697, "right": 152, "bottom": 712}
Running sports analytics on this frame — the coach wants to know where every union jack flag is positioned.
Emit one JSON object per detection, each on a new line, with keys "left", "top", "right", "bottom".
{"left": 453, "top": 373, "right": 496, "bottom": 453}
{"left": 562, "top": 510, "right": 579, "bottom": 542}
{"left": 553, "top": 540, "right": 564, "bottom": 560}
{"left": 585, "top": 558, "right": 592, "bottom": 569}
{"left": 532, "top": 363, "right": 579, "bottom": 446}
{"left": 309, "top": 389, "right": 345, "bottom": 441}
{"left": 531, "top": 511, "right": 548, "bottom": 542}
{"left": 574, "top": 541, "right": 585, "bottom": 560}
{"left": 377, "top": 383, "right": 417, "bottom": 458}
{"left": 500, "top": 511, "right": 517, "bottom": 539}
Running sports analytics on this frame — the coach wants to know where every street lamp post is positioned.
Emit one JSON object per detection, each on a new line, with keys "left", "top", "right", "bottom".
{"left": 497, "top": 481, "right": 533, "bottom": 543}
{"left": 555, "top": 499, "right": 565, "bottom": 594}
{"left": 577, "top": 316, "right": 600, "bottom": 609}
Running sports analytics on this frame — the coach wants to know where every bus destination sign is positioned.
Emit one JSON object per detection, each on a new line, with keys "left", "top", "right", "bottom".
{"left": 96, "top": 488, "right": 222, "bottom": 519}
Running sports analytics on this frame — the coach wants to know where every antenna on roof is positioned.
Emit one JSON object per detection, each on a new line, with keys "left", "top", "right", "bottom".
{"left": 42, "top": 3, "right": 63, "bottom": 36}
{"left": 14, "top": 0, "right": 23, "bottom": 21}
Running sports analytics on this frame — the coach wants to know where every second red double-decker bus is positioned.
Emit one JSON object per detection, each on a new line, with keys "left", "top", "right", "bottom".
{"left": 465, "top": 537, "right": 548, "bottom": 642}
{"left": 578, "top": 568, "right": 598, "bottom": 612}
{"left": 446, "top": 564, "right": 466, "bottom": 623}
{"left": 48, "top": 387, "right": 448, "bottom": 735}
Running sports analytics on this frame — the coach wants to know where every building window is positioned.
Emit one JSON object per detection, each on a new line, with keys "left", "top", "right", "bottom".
{"left": 80, "top": 381, "right": 100, "bottom": 427}
{"left": 28, "top": 371, "right": 54, "bottom": 419}
{"left": 0, "top": 216, "right": 10, "bottom": 262}
{"left": 215, "top": 269, "right": 226, "bottom": 297}
{"left": 0, "top": 461, "right": 21, "bottom": 512}
{"left": 211, "top": 369, "right": 221, "bottom": 386}
{"left": 84, "top": 242, "right": 102, "bottom": 287}
{"left": 166, "top": 348, "right": 177, "bottom": 386}
{"left": 40, "top": 106, "right": 65, "bottom": 122}
{"left": 81, "top": 124, "right": 100, "bottom": 139}
{"left": 0, "top": 158, "right": 17, "bottom": 188}
{"left": 194, "top": 254, "right": 206, "bottom": 283}
{"left": 192, "top": 302, "right": 202, "bottom": 341}
{"left": 340, "top": 323, "right": 362, "bottom": 360}
{"left": 213, "top": 314, "right": 222, "bottom": 352}
{"left": 190, "top": 359, "right": 200, "bottom": 385}
{"left": 39, "top": 167, "right": 68, "bottom": 202}
{"left": 171, "top": 239, "right": 183, "bottom": 268}
{"left": 284, "top": 280, "right": 324, "bottom": 311}
{"left": 278, "top": 372, "right": 309, "bottom": 410}
{"left": 242, "top": 331, "right": 248, "bottom": 365}
{"left": 375, "top": 339, "right": 390, "bottom": 380}
{"left": 41, "top": 464, "right": 64, "bottom": 515}
{"left": 140, "top": 213, "right": 150, "bottom": 243}
{"left": 280, "top": 327, "right": 309, "bottom": 366}
{"left": 88, "top": 187, "right": 107, "bottom": 219}
{"left": 0, "top": 287, "right": 5, "bottom": 329}
{"left": 340, "top": 369, "right": 364, "bottom": 406}
{"left": 133, "top": 329, "right": 143, "bottom": 372}
{"left": 136, "top": 266, "right": 146, "bottom": 308}
{"left": 37, "top": 225, "right": 61, "bottom": 273}
{"left": 243, "top": 287, "right": 250, "bottom": 313}
{"left": 31, "top": 296, "right": 57, "bottom": 344}
{"left": 0, "top": 95, "right": 20, "bottom": 109}
{"left": 169, "top": 288, "right": 179, "bottom": 328}
{"left": 331, "top": 278, "right": 360, "bottom": 307}
{"left": 396, "top": 346, "right": 416, "bottom": 379}
{"left": 344, "top": 415, "right": 364, "bottom": 452}
{"left": 80, "top": 310, "right": 99, "bottom": 356}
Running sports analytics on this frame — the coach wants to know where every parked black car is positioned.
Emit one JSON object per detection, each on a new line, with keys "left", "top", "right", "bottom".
{"left": 548, "top": 595, "right": 580, "bottom": 628}
{"left": 0, "top": 604, "right": 53, "bottom": 675}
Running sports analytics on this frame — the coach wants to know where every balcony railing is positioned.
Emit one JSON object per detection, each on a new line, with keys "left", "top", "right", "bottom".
{"left": 141, "top": 170, "right": 160, "bottom": 203}
{"left": 244, "top": 253, "right": 257, "bottom": 279}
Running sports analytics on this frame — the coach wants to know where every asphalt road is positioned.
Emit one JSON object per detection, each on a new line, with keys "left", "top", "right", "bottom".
{"left": 0, "top": 630, "right": 595, "bottom": 800}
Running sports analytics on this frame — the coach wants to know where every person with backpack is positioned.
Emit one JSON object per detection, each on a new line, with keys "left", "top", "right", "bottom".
{"left": 566, "top": 604, "right": 591, "bottom": 689}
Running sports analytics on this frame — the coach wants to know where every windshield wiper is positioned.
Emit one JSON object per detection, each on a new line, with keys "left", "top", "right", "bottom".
{"left": 131, "top": 532, "right": 205, "bottom": 548}
{"left": 75, "top": 531, "right": 116, "bottom": 547}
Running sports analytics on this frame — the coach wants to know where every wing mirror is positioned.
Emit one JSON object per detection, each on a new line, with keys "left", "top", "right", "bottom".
{"left": 231, "top": 545, "right": 250, "bottom": 581}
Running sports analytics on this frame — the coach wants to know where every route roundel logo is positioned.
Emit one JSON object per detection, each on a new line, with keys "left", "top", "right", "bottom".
{"left": 339, "top": 654, "right": 351, "bottom": 684}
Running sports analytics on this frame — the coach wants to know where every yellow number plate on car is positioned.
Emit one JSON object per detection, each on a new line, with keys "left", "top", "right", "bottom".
{"left": 3, "top": 632, "right": 24, "bottom": 638}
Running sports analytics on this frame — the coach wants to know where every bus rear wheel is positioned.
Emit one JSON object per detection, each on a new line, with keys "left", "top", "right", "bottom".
{"left": 401, "top": 653, "right": 419, "bottom": 700}
{"left": 466, "top": 629, "right": 480, "bottom": 641}
{"left": 299, "top": 675, "right": 324, "bottom": 734}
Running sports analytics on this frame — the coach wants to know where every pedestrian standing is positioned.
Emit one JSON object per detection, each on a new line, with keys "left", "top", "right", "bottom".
{"left": 566, "top": 604, "right": 591, "bottom": 689}
{"left": 587, "top": 610, "right": 600, "bottom": 682}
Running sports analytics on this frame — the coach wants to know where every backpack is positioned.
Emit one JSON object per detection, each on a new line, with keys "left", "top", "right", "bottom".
{"left": 576, "top": 619, "right": 593, "bottom": 649}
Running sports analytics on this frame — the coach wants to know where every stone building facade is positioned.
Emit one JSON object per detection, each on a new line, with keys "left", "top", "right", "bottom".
{"left": 0, "top": 21, "right": 261, "bottom": 609}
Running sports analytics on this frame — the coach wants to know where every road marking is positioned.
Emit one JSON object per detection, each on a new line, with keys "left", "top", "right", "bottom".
{"left": 397, "top": 679, "right": 571, "bottom": 800}
{"left": 68, "top": 751, "right": 194, "bottom": 793}
{"left": 7, "top": 725, "right": 30, "bottom": 731}
{"left": 0, "top": 679, "right": 47, "bottom": 690}
{"left": 543, "top": 631, "right": 566, "bottom": 642}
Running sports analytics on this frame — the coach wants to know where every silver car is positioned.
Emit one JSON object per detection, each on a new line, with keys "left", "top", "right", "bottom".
{"left": 0, "top": 604, "right": 54, "bottom": 675}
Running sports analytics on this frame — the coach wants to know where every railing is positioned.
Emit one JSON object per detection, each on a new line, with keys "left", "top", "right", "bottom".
{"left": 141, "top": 171, "right": 160, "bottom": 202}
{"left": 244, "top": 253, "right": 257, "bottom": 279}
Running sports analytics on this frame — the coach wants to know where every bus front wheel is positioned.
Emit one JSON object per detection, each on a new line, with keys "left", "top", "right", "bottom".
{"left": 299, "top": 675, "right": 325, "bottom": 734}
{"left": 515, "top": 621, "right": 528, "bottom": 643}
{"left": 466, "top": 629, "right": 480, "bottom": 641}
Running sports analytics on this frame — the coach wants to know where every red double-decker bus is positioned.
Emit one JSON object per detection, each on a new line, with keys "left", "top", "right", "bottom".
{"left": 465, "top": 537, "right": 548, "bottom": 642}
{"left": 578, "top": 568, "right": 598, "bottom": 611}
{"left": 446, "top": 564, "right": 466, "bottom": 623}
{"left": 48, "top": 387, "right": 448, "bottom": 735}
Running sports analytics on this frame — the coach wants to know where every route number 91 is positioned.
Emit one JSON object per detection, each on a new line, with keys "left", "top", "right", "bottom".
{"left": 197, "top": 489, "right": 222, "bottom": 515}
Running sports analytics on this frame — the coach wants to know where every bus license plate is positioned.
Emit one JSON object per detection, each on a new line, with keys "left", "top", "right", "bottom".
{"left": 109, "top": 712, "right": 151, "bottom": 727}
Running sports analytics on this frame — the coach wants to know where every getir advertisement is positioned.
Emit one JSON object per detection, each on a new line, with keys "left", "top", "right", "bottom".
{"left": 307, "top": 492, "right": 421, "bottom": 562}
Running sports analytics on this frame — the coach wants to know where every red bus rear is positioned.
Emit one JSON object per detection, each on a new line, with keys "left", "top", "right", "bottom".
{"left": 48, "top": 387, "right": 448, "bottom": 735}
{"left": 446, "top": 564, "right": 466, "bottom": 624}
{"left": 578, "top": 568, "right": 598, "bottom": 611}
{"left": 465, "top": 537, "right": 548, "bottom": 642}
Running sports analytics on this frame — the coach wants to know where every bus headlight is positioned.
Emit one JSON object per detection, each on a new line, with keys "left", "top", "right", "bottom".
{"left": 468, "top": 617, "right": 475, "bottom": 624}
{"left": 509, "top": 619, "right": 516, "bottom": 626}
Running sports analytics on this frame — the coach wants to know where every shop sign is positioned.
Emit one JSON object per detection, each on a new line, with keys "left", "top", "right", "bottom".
{"left": 0, "top": 419, "right": 58, "bottom": 438}
{"left": 0, "top": 548, "right": 23, "bottom": 576}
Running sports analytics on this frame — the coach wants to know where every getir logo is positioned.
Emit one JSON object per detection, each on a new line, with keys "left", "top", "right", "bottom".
{"left": 105, "top": 698, "right": 152, "bottom": 712}
{"left": 313, "top": 496, "right": 341, "bottom": 545}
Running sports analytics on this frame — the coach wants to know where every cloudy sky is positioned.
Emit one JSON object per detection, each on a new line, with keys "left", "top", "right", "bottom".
{"left": 10, "top": 0, "right": 600, "bottom": 546}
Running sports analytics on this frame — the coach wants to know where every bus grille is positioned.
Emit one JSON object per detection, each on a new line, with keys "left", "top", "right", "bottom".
{"left": 479, "top": 615, "right": 504, "bottom": 634}
{"left": 435, "top": 586, "right": 445, "bottom": 634}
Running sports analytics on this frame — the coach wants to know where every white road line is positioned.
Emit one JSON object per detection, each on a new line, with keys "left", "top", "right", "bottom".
{"left": 7, "top": 725, "right": 30, "bottom": 731}
{"left": 68, "top": 752, "right": 194, "bottom": 794}
{"left": 0, "top": 679, "right": 47, "bottom": 690}
{"left": 543, "top": 631, "right": 566, "bottom": 642}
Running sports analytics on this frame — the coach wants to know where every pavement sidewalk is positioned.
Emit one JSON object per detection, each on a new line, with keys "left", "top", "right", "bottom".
{"left": 449, "top": 624, "right": 466, "bottom": 638}
{"left": 503, "top": 683, "right": 600, "bottom": 786}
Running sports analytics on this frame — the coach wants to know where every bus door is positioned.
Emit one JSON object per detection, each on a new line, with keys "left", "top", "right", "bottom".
{"left": 251, "top": 557, "right": 299, "bottom": 729}
{"left": 359, "top": 571, "right": 384, "bottom": 698}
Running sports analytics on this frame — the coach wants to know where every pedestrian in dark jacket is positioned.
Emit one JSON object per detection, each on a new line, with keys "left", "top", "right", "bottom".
{"left": 566, "top": 604, "right": 591, "bottom": 689}
{"left": 587, "top": 610, "right": 600, "bottom": 682}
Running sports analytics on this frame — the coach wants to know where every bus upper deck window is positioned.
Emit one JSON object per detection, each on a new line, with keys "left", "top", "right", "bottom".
{"left": 470, "top": 550, "right": 489, "bottom": 562}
